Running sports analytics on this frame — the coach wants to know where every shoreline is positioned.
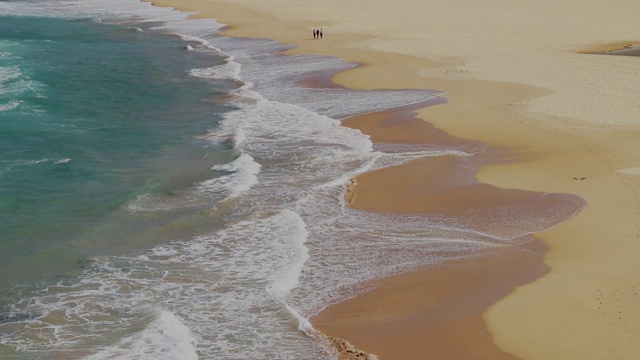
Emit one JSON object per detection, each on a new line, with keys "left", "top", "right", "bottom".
{"left": 312, "top": 243, "right": 549, "bottom": 360}
{"left": 146, "top": 0, "right": 640, "bottom": 358}
{"left": 580, "top": 42, "right": 640, "bottom": 55}
{"left": 322, "top": 106, "right": 584, "bottom": 358}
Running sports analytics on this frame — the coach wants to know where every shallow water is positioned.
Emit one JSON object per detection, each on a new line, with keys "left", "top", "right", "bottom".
{"left": 0, "top": 1, "right": 586, "bottom": 358}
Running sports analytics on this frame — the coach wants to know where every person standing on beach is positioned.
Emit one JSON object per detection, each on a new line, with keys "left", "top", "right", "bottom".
{"left": 319, "top": 29, "right": 323, "bottom": 39}
{"left": 313, "top": 29, "right": 317, "bottom": 39}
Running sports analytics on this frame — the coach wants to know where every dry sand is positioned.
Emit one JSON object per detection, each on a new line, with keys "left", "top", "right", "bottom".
{"left": 148, "top": 0, "right": 640, "bottom": 358}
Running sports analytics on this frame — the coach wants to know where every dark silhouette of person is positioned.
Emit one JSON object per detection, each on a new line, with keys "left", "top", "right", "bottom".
{"left": 313, "top": 29, "right": 317, "bottom": 39}
{"left": 320, "top": 29, "right": 323, "bottom": 39}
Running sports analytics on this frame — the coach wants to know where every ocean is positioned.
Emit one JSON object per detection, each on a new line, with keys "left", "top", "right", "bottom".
{"left": 0, "top": 0, "right": 585, "bottom": 358}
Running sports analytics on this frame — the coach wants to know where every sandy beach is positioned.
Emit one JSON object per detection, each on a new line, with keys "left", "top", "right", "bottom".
{"left": 148, "top": 0, "right": 640, "bottom": 358}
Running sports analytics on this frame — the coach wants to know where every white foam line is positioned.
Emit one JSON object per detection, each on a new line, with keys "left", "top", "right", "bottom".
{"left": 265, "top": 209, "right": 309, "bottom": 298}
{"left": 200, "top": 152, "right": 261, "bottom": 198}
{"left": 84, "top": 310, "right": 199, "bottom": 360}
{"left": 189, "top": 61, "right": 242, "bottom": 81}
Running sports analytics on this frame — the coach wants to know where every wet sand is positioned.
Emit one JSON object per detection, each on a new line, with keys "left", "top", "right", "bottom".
{"left": 147, "top": 0, "right": 640, "bottom": 358}
{"left": 581, "top": 42, "right": 640, "bottom": 56}
{"left": 317, "top": 106, "right": 583, "bottom": 358}
{"left": 313, "top": 244, "right": 548, "bottom": 360}
{"left": 598, "top": 45, "right": 640, "bottom": 57}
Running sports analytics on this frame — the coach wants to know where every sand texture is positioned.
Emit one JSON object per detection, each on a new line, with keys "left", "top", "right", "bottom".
{"left": 147, "top": 0, "right": 640, "bottom": 358}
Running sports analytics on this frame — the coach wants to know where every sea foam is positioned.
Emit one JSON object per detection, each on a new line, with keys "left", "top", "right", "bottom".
{"left": 85, "top": 310, "right": 199, "bottom": 360}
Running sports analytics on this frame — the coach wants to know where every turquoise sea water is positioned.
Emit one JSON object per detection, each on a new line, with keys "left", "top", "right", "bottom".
{"left": 0, "top": 15, "right": 234, "bottom": 289}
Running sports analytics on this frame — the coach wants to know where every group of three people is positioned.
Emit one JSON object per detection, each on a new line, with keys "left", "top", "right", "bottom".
{"left": 313, "top": 28, "right": 323, "bottom": 39}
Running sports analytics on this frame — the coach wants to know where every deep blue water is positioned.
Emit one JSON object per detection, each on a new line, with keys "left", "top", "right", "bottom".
{"left": 0, "top": 15, "right": 234, "bottom": 288}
